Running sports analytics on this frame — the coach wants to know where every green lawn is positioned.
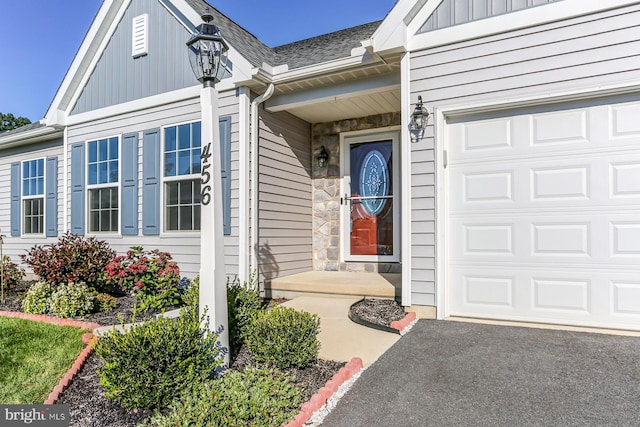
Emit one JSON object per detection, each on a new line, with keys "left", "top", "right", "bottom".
{"left": 0, "top": 317, "right": 88, "bottom": 404}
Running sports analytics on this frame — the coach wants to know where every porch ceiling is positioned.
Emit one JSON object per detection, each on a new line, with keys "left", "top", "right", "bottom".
{"left": 265, "top": 64, "right": 401, "bottom": 124}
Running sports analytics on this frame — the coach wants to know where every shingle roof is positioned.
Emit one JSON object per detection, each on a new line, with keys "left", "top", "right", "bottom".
{"left": 0, "top": 121, "right": 46, "bottom": 138}
{"left": 273, "top": 21, "right": 382, "bottom": 70}
{"left": 184, "top": 0, "right": 381, "bottom": 70}
{"left": 184, "top": 0, "right": 277, "bottom": 67}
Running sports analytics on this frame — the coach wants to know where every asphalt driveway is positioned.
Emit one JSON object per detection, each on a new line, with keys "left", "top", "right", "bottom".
{"left": 322, "top": 320, "right": 640, "bottom": 427}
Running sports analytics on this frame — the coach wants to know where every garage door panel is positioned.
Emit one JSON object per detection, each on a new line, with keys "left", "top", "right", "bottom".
{"left": 446, "top": 96, "right": 640, "bottom": 330}
{"left": 450, "top": 267, "right": 640, "bottom": 327}
{"left": 450, "top": 152, "right": 640, "bottom": 211}
{"left": 449, "top": 101, "right": 640, "bottom": 163}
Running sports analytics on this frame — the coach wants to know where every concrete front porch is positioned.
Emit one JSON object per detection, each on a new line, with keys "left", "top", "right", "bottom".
{"left": 265, "top": 271, "right": 401, "bottom": 300}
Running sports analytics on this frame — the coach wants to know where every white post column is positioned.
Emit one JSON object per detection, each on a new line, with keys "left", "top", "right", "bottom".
{"left": 199, "top": 82, "right": 229, "bottom": 365}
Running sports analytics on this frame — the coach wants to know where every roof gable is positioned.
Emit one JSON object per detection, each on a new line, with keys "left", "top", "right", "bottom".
{"left": 372, "top": 0, "right": 639, "bottom": 54}
{"left": 71, "top": 0, "right": 199, "bottom": 115}
{"left": 417, "top": 0, "right": 564, "bottom": 33}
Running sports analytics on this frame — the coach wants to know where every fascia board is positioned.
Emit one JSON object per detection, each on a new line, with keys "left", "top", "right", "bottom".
{"left": 370, "top": 0, "right": 418, "bottom": 54}
{"left": 408, "top": 0, "right": 640, "bottom": 51}
{"left": 45, "top": 0, "right": 125, "bottom": 126}
{"left": 0, "top": 126, "right": 63, "bottom": 150}
{"left": 269, "top": 54, "right": 382, "bottom": 85}
{"left": 65, "top": 86, "right": 202, "bottom": 126}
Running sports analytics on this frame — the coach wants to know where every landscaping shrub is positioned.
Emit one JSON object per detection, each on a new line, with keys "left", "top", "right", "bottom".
{"left": 21, "top": 282, "right": 54, "bottom": 314}
{"left": 1, "top": 256, "right": 25, "bottom": 290}
{"left": 104, "top": 246, "right": 181, "bottom": 311}
{"left": 94, "top": 308, "right": 222, "bottom": 409}
{"left": 181, "top": 277, "right": 199, "bottom": 312}
{"left": 139, "top": 367, "right": 303, "bottom": 427}
{"left": 21, "top": 232, "right": 115, "bottom": 291}
{"left": 227, "top": 274, "right": 264, "bottom": 357}
{"left": 49, "top": 283, "right": 96, "bottom": 318}
{"left": 95, "top": 293, "right": 117, "bottom": 312}
{"left": 245, "top": 306, "right": 320, "bottom": 369}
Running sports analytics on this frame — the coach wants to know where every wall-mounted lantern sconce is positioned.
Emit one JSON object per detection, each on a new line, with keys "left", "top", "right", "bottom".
{"left": 316, "top": 145, "right": 329, "bottom": 168}
{"left": 410, "top": 95, "right": 430, "bottom": 133}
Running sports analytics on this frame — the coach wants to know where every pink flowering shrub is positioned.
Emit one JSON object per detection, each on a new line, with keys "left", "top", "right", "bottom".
{"left": 105, "top": 246, "right": 181, "bottom": 311}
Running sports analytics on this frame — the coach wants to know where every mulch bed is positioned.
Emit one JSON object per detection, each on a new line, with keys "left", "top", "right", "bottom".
{"left": 1, "top": 286, "right": 403, "bottom": 426}
{"left": 350, "top": 298, "right": 406, "bottom": 327}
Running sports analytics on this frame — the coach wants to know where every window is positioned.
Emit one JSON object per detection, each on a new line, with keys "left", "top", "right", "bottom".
{"left": 22, "top": 159, "right": 45, "bottom": 234}
{"left": 163, "top": 122, "right": 201, "bottom": 231}
{"left": 87, "top": 137, "right": 119, "bottom": 233}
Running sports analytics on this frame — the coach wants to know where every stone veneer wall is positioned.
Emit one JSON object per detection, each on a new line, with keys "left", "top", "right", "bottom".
{"left": 311, "top": 112, "right": 402, "bottom": 273}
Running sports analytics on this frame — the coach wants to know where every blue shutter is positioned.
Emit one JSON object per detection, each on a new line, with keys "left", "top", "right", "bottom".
{"left": 142, "top": 129, "right": 160, "bottom": 235}
{"left": 70, "top": 143, "right": 86, "bottom": 235}
{"left": 122, "top": 133, "right": 139, "bottom": 235}
{"left": 46, "top": 156, "right": 58, "bottom": 237}
{"left": 10, "top": 162, "right": 20, "bottom": 236}
{"left": 219, "top": 116, "right": 232, "bottom": 236}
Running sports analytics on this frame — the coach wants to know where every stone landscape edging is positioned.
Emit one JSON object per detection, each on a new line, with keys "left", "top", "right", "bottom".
{"left": 283, "top": 357, "right": 364, "bottom": 427}
{"left": 0, "top": 311, "right": 99, "bottom": 405}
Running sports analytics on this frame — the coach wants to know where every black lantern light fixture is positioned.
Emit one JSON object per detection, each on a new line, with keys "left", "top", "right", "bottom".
{"left": 186, "top": 8, "right": 229, "bottom": 86}
{"left": 410, "top": 95, "right": 430, "bottom": 132}
{"left": 316, "top": 145, "right": 329, "bottom": 168}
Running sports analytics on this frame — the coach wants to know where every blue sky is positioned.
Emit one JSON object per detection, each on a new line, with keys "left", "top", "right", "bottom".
{"left": 0, "top": 0, "right": 395, "bottom": 122}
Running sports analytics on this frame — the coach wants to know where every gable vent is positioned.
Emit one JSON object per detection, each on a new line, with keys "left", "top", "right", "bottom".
{"left": 132, "top": 14, "right": 149, "bottom": 58}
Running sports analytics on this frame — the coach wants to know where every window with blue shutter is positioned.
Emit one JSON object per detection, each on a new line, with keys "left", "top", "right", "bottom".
{"left": 158, "top": 118, "right": 231, "bottom": 234}
{"left": 122, "top": 133, "right": 139, "bottom": 235}
{"left": 70, "top": 143, "right": 86, "bottom": 235}
{"left": 22, "top": 158, "right": 45, "bottom": 235}
{"left": 10, "top": 162, "right": 20, "bottom": 236}
{"left": 46, "top": 156, "right": 58, "bottom": 237}
{"left": 142, "top": 129, "right": 161, "bottom": 235}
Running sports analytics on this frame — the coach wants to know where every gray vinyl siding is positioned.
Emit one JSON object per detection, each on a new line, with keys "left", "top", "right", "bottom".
{"left": 257, "top": 108, "right": 312, "bottom": 284}
{"left": 70, "top": 0, "right": 197, "bottom": 115}
{"left": 418, "top": 0, "right": 563, "bottom": 33}
{"left": 409, "top": 3, "right": 640, "bottom": 306}
{"left": 66, "top": 89, "right": 240, "bottom": 278}
{"left": 0, "top": 139, "right": 64, "bottom": 270}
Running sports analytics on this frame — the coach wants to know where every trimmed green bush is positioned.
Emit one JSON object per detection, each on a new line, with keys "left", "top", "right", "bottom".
{"left": 245, "top": 306, "right": 320, "bottom": 369}
{"left": 95, "top": 293, "right": 117, "bottom": 312}
{"left": 227, "top": 274, "right": 264, "bottom": 357}
{"left": 94, "top": 308, "right": 222, "bottom": 409}
{"left": 139, "top": 367, "right": 303, "bottom": 427}
{"left": 49, "top": 282, "right": 96, "bottom": 318}
{"left": 21, "top": 282, "right": 54, "bottom": 314}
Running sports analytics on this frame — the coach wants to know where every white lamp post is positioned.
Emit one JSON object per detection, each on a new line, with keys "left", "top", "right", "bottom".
{"left": 186, "top": 9, "right": 230, "bottom": 364}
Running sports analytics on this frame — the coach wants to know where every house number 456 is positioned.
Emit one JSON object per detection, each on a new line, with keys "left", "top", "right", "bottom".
{"left": 200, "top": 142, "right": 212, "bottom": 206}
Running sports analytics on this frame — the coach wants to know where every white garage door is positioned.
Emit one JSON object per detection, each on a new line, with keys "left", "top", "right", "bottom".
{"left": 447, "top": 95, "right": 640, "bottom": 330}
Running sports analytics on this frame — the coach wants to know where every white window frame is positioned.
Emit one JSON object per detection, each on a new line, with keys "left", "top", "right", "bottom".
{"left": 160, "top": 120, "right": 202, "bottom": 235}
{"left": 86, "top": 135, "right": 121, "bottom": 236}
{"left": 21, "top": 157, "right": 46, "bottom": 237}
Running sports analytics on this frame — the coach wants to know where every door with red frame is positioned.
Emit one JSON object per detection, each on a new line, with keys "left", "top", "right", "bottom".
{"left": 342, "top": 131, "right": 399, "bottom": 262}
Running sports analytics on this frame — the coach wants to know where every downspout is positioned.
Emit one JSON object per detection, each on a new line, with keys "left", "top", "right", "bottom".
{"left": 250, "top": 84, "right": 275, "bottom": 277}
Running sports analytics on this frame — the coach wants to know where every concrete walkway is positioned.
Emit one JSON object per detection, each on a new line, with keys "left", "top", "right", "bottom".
{"left": 322, "top": 320, "right": 640, "bottom": 427}
{"left": 281, "top": 296, "right": 399, "bottom": 367}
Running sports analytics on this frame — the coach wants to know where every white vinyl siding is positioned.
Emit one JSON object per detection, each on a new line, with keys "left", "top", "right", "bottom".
{"left": 67, "top": 90, "right": 241, "bottom": 277}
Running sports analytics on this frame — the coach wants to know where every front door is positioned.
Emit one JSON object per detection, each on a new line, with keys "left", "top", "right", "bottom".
{"left": 342, "top": 131, "right": 400, "bottom": 262}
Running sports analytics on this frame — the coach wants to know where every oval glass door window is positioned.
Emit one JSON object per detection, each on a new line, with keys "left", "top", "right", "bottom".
{"left": 359, "top": 150, "right": 389, "bottom": 215}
